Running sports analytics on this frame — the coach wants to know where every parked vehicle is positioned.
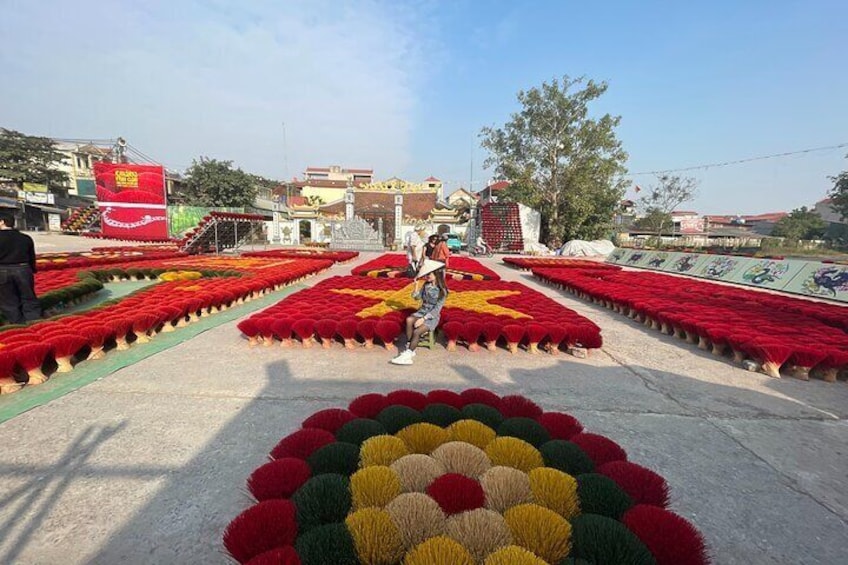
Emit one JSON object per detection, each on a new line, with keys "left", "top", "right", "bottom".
{"left": 444, "top": 233, "right": 463, "bottom": 252}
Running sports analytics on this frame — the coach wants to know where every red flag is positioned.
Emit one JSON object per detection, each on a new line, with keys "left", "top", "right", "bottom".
{"left": 634, "top": 185, "right": 642, "bottom": 193}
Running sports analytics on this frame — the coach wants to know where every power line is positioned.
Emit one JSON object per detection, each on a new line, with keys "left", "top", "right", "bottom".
{"left": 51, "top": 137, "right": 116, "bottom": 144}
{"left": 629, "top": 142, "right": 848, "bottom": 176}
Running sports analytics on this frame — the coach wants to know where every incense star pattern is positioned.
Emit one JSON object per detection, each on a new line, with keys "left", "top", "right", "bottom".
{"left": 0, "top": 253, "right": 341, "bottom": 394}
{"left": 237, "top": 276, "right": 603, "bottom": 353}
{"left": 331, "top": 285, "right": 529, "bottom": 319}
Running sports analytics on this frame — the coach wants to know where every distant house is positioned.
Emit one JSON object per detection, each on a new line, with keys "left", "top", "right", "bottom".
{"left": 703, "top": 212, "right": 788, "bottom": 236}
{"left": 477, "top": 180, "right": 510, "bottom": 203}
{"left": 671, "top": 210, "right": 702, "bottom": 234}
{"left": 54, "top": 142, "right": 112, "bottom": 198}
{"left": 813, "top": 198, "right": 845, "bottom": 224}
{"left": 813, "top": 198, "right": 848, "bottom": 241}
{"left": 614, "top": 200, "right": 637, "bottom": 228}
{"left": 447, "top": 187, "right": 476, "bottom": 208}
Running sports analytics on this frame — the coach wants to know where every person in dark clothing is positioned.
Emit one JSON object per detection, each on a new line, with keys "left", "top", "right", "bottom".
{"left": 424, "top": 234, "right": 439, "bottom": 259}
{"left": 0, "top": 211, "right": 41, "bottom": 324}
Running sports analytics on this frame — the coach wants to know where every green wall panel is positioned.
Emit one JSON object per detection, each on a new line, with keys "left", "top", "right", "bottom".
{"left": 727, "top": 258, "right": 806, "bottom": 291}
{"left": 782, "top": 262, "right": 848, "bottom": 303}
{"left": 661, "top": 252, "right": 709, "bottom": 275}
{"left": 642, "top": 251, "right": 674, "bottom": 271}
{"left": 693, "top": 255, "right": 750, "bottom": 281}
{"left": 607, "top": 248, "right": 631, "bottom": 264}
{"left": 622, "top": 249, "right": 652, "bottom": 267}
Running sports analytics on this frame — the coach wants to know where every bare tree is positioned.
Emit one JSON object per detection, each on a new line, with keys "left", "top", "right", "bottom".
{"left": 637, "top": 174, "right": 699, "bottom": 240}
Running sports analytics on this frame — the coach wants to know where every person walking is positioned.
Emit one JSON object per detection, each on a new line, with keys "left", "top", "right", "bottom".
{"left": 0, "top": 211, "right": 41, "bottom": 324}
{"left": 391, "top": 259, "right": 448, "bottom": 365}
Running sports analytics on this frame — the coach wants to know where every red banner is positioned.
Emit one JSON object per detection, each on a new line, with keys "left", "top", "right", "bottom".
{"left": 94, "top": 163, "right": 168, "bottom": 239}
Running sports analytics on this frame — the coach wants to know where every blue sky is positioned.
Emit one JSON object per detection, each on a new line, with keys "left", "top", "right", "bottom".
{"left": 1, "top": 0, "right": 845, "bottom": 214}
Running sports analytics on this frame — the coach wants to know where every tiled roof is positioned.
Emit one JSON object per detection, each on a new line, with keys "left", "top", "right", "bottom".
{"left": 424, "top": 176, "right": 441, "bottom": 182}
{"left": 289, "top": 179, "right": 370, "bottom": 189}
{"left": 318, "top": 191, "right": 438, "bottom": 220}
{"left": 743, "top": 212, "right": 787, "bottom": 222}
{"left": 487, "top": 180, "right": 510, "bottom": 192}
{"left": 305, "top": 166, "right": 373, "bottom": 174}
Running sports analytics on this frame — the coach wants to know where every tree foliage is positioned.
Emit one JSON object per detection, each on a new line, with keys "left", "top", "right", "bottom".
{"left": 771, "top": 206, "right": 826, "bottom": 241}
{"left": 0, "top": 128, "right": 69, "bottom": 186}
{"left": 636, "top": 175, "right": 699, "bottom": 237}
{"left": 480, "top": 76, "right": 628, "bottom": 244}
{"left": 828, "top": 158, "right": 848, "bottom": 222}
{"left": 635, "top": 209, "right": 673, "bottom": 232}
{"left": 182, "top": 157, "right": 258, "bottom": 207}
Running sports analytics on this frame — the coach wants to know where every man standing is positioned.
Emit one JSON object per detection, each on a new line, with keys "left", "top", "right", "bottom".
{"left": 0, "top": 211, "right": 41, "bottom": 324}
{"left": 404, "top": 225, "right": 426, "bottom": 274}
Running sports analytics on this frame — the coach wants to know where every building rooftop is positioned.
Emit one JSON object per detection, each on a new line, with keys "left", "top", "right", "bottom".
{"left": 305, "top": 166, "right": 373, "bottom": 174}
{"left": 486, "top": 180, "right": 511, "bottom": 192}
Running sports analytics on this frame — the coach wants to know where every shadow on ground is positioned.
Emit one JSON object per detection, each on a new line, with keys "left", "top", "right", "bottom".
{"left": 31, "top": 358, "right": 838, "bottom": 564}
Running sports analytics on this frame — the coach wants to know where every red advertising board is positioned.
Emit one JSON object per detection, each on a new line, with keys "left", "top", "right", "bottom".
{"left": 94, "top": 163, "right": 168, "bottom": 239}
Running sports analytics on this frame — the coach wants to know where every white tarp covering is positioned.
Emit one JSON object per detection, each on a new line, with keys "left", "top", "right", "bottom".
{"left": 559, "top": 239, "right": 616, "bottom": 257}
{"left": 524, "top": 241, "right": 553, "bottom": 255}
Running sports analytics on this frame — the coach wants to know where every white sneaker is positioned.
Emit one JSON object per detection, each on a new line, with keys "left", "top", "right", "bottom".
{"left": 391, "top": 349, "right": 414, "bottom": 365}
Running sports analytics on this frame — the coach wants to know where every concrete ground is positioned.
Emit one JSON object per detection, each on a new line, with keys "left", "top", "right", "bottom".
{"left": 1, "top": 239, "right": 847, "bottom": 564}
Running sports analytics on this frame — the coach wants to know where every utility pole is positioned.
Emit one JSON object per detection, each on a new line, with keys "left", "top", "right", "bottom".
{"left": 282, "top": 122, "right": 289, "bottom": 181}
{"left": 470, "top": 133, "right": 474, "bottom": 193}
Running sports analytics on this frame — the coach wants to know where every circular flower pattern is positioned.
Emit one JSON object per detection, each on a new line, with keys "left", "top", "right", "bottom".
{"left": 224, "top": 389, "right": 709, "bottom": 565}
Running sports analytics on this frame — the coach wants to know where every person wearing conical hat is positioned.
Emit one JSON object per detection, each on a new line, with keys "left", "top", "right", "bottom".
{"left": 391, "top": 259, "right": 448, "bottom": 365}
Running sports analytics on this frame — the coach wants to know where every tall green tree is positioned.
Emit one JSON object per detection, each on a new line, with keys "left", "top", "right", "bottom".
{"left": 480, "top": 76, "right": 628, "bottom": 244}
{"left": 828, "top": 157, "right": 848, "bottom": 221}
{"left": 0, "top": 128, "right": 69, "bottom": 186}
{"left": 182, "top": 157, "right": 258, "bottom": 207}
{"left": 771, "top": 206, "right": 827, "bottom": 241}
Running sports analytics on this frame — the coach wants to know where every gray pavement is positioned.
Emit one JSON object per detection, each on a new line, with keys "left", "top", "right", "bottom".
{"left": 1, "top": 249, "right": 847, "bottom": 564}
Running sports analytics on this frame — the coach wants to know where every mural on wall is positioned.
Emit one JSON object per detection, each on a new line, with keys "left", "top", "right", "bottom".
{"left": 606, "top": 250, "right": 848, "bottom": 303}
{"left": 698, "top": 256, "right": 742, "bottom": 280}
{"left": 646, "top": 251, "right": 670, "bottom": 270}
{"left": 626, "top": 250, "right": 648, "bottom": 265}
{"left": 669, "top": 254, "right": 702, "bottom": 273}
{"left": 740, "top": 260, "right": 791, "bottom": 286}
{"left": 608, "top": 248, "right": 628, "bottom": 264}
{"left": 800, "top": 265, "right": 848, "bottom": 299}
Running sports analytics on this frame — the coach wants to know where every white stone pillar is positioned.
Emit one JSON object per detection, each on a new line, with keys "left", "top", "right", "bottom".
{"left": 345, "top": 188, "right": 355, "bottom": 220}
{"left": 394, "top": 192, "right": 403, "bottom": 245}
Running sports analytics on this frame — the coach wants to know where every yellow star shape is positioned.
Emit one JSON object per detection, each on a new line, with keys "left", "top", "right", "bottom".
{"left": 331, "top": 283, "right": 531, "bottom": 319}
{"left": 163, "top": 257, "right": 294, "bottom": 270}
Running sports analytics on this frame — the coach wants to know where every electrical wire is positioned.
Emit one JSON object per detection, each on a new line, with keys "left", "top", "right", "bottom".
{"left": 629, "top": 142, "right": 848, "bottom": 176}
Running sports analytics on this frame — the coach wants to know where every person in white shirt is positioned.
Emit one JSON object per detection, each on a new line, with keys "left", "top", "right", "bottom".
{"left": 405, "top": 226, "right": 426, "bottom": 271}
{"left": 476, "top": 235, "right": 488, "bottom": 255}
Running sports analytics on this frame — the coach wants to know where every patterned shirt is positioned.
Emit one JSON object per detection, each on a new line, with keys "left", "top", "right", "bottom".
{"left": 412, "top": 282, "right": 447, "bottom": 321}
